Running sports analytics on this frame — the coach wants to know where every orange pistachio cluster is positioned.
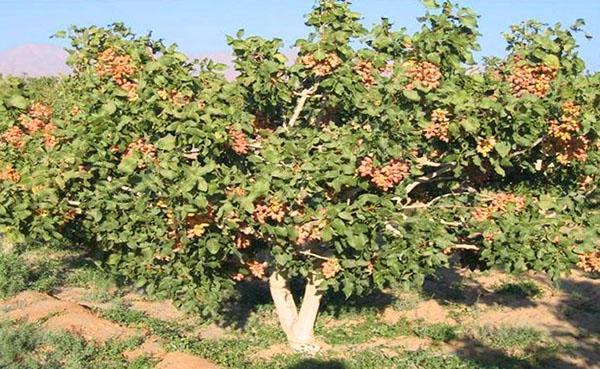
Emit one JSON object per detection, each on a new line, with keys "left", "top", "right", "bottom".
{"left": 235, "top": 234, "right": 252, "bottom": 250}
{"left": 248, "top": 261, "right": 268, "bottom": 279}
{"left": 185, "top": 211, "right": 214, "bottom": 239}
{"left": 300, "top": 52, "right": 342, "bottom": 76}
{"left": 405, "top": 60, "right": 443, "bottom": 90}
{"left": 424, "top": 108, "right": 450, "bottom": 142}
{"left": 124, "top": 138, "right": 158, "bottom": 169}
{"left": 0, "top": 164, "right": 20, "bottom": 183}
{"left": 1, "top": 126, "right": 26, "bottom": 149}
{"left": 472, "top": 192, "right": 526, "bottom": 221}
{"left": 228, "top": 127, "right": 250, "bottom": 155}
{"left": 358, "top": 156, "right": 410, "bottom": 191}
{"left": 157, "top": 89, "right": 189, "bottom": 107}
{"left": 577, "top": 252, "right": 600, "bottom": 273}
{"left": 1, "top": 102, "right": 57, "bottom": 149}
{"left": 322, "top": 258, "right": 341, "bottom": 279}
{"left": 296, "top": 211, "right": 327, "bottom": 246}
{"left": 253, "top": 197, "right": 287, "bottom": 224}
{"left": 476, "top": 137, "right": 497, "bottom": 157}
{"left": 96, "top": 47, "right": 139, "bottom": 101}
{"left": 354, "top": 60, "right": 375, "bottom": 86}
{"left": 506, "top": 56, "right": 557, "bottom": 98}
{"left": 545, "top": 102, "right": 589, "bottom": 165}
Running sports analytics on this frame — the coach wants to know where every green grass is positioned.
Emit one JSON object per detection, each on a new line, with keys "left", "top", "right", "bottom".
{"left": 475, "top": 325, "right": 545, "bottom": 351}
{"left": 100, "top": 303, "right": 187, "bottom": 340}
{"left": 315, "top": 314, "right": 412, "bottom": 345}
{"left": 0, "top": 316, "right": 548, "bottom": 369}
{"left": 495, "top": 281, "right": 543, "bottom": 299}
{"left": 0, "top": 253, "right": 60, "bottom": 299}
{"left": 414, "top": 323, "right": 459, "bottom": 343}
{"left": 0, "top": 244, "right": 584, "bottom": 369}
{"left": 0, "top": 319, "right": 154, "bottom": 369}
{"left": 65, "top": 264, "right": 117, "bottom": 291}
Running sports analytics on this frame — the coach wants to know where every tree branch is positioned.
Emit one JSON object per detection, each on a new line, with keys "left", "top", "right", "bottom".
{"left": 299, "top": 250, "right": 332, "bottom": 261}
{"left": 449, "top": 244, "right": 480, "bottom": 251}
{"left": 510, "top": 137, "right": 544, "bottom": 158}
{"left": 285, "top": 85, "right": 319, "bottom": 128}
{"left": 442, "top": 243, "right": 480, "bottom": 254}
{"left": 405, "top": 163, "right": 455, "bottom": 196}
{"left": 401, "top": 192, "right": 456, "bottom": 210}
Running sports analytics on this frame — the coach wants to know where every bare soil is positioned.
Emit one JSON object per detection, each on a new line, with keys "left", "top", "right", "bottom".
{"left": 1, "top": 266, "right": 598, "bottom": 369}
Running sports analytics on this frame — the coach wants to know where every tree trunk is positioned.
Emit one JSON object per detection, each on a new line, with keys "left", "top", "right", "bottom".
{"left": 269, "top": 271, "right": 323, "bottom": 352}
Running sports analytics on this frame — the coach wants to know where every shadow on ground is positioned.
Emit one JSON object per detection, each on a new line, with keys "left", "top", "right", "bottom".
{"left": 218, "top": 278, "right": 397, "bottom": 329}
{"left": 286, "top": 359, "right": 347, "bottom": 369}
{"left": 423, "top": 263, "right": 600, "bottom": 369}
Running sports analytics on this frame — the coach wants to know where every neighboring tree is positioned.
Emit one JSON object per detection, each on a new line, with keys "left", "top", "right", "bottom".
{"left": 0, "top": 0, "right": 598, "bottom": 351}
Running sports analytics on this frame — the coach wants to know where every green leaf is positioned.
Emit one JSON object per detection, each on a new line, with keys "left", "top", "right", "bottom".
{"left": 460, "top": 118, "right": 479, "bottom": 133}
{"left": 156, "top": 135, "right": 176, "bottom": 151}
{"left": 145, "top": 61, "right": 162, "bottom": 72}
{"left": 403, "top": 89, "right": 420, "bottom": 101}
{"left": 193, "top": 195, "right": 208, "bottom": 208}
{"left": 338, "top": 211, "right": 353, "bottom": 221}
{"left": 118, "top": 154, "right": 139, "bottom": 174}
{"left": 100, "top": 101, "right": 117, "bottom": 115}
{"left": 426, "top": 53, "right": 441, "bottom": 64}
{"left": 538, "top": 195, "right": 555, "bottom": 211}
{"left": 240, "top": 197, "right": 255, "bottom": 213}
{"left": 461, "top": 15, "right": 477, "bottom": 29}
{"left": 342, "top": 282, "right": 354, "bottom": 298}
{"left": 7, "top": 95, "right": 27, "bottom": 109}
{"left": 495, "top": 142, "right": 511, "bottom": 158}
{"left": 493, "top": 163, "right": 506, "bottom": 176}
{"left": 197, "top": 177, "right": 208, "bottom": 192}
{"left": 206, "top": 239, "right": 220, "bottom": 254}
{"left": 421, "top": 0, "right": 439, "bottom": 9}
{"left": 107, "top": 254, "right": 121, "bottom": 265}
{"left": 542, "top": 54, "right": 560, "bottom": 69}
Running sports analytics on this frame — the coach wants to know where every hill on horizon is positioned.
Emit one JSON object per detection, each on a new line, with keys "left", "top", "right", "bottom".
{"left": 0, "top": 44, "right": 243, "bottom": 79}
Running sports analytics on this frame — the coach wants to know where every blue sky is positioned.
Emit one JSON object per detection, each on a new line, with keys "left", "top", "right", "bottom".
{"left": 1, "top": 0, "right": 599, "bottom": 70}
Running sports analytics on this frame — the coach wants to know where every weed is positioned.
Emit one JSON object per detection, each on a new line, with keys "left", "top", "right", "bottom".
{"left": 495, "top": 281, "right": 542, "bottom": 299}
{"left": 476, "top": 325, "right": 544, "bottom": 351}
{"left": 66, "top": 265, "right": 116, "bottom": 290}
{"left": 0, "top": 319, "right": 154, "bottom": 369}
{"left": 414, "top": 323, "right": 459, "bottom": 342}
{"left": 316, "top": 315, "right": 411, "bottom": 345}
{"left": 0, "top": 253, "right": 60, "bottom": 298}
{"left": 101, "top": 304, "right": 185, "bottom": 340}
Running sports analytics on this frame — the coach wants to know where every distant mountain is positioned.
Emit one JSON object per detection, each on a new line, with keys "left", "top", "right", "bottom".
{"left": 0, "top": 44, "right": 297, "bottom": 80}
{"left": 0, "top": 44, "right": 70, "bottom": 77}
{"left": 0, "top": 44, "right": 236, "bottom": 79}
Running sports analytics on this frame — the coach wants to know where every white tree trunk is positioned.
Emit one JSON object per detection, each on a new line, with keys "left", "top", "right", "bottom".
{"left": 269, "top": 271, "right": 323, "bottom": 352}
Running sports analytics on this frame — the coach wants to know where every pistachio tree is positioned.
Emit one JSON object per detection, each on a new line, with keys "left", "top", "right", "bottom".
{"left": 0, "top": 0, "right": 598, "bottom": 352}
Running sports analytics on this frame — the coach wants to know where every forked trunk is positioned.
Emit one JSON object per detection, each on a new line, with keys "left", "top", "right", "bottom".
{"left": 269, "top": 271, "right": 323, "bottom": 352}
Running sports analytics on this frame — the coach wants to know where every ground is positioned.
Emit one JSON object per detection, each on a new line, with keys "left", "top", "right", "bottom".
{"left": 0, "top": 241, "right": 598, "bottom": 369}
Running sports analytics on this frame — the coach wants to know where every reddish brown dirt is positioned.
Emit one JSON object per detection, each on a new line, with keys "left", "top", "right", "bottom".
{"left": 382, "top": 299, "right": 454, "bottom": 325}
{"left": 123, "top": 335, "right": 166, "bottom": 361}
{"left": 0, "top": 291, "right": 224, "bottom": 368}
{"left": 155, "top": 352, "right": 223, "bottom": 369}
{"left": 124, "top": 294, "right": 185, "bottom": 321}
{"left": 350, "top": 336, "right": 431, "bottom": 352}
{"left": 53, "top": 287, "right": 115, "bottom": 310}
{"left": 193, "top": 323, "right": 229, "bottom": 340}
{"left": 250, "top": 343, "right": 290, "bottom": 361}
{"left": 253, "top": 336, "right": 432, "bottom": 362}
{"left": 2, "top": 291, "right": 82, "bottom": 322}
{"left": 44, "top": 311, "right": 137, "bottom": 343}
{"left": 0, "top": 291, "right": 138, "bottom": 343}
{"left": 463, "top": 271, "right": 600, "bottom": 337}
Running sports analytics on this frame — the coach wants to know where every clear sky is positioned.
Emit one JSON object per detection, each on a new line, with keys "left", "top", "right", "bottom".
{"left": 1, "top": 0, "right": 599, "bottom": 71}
